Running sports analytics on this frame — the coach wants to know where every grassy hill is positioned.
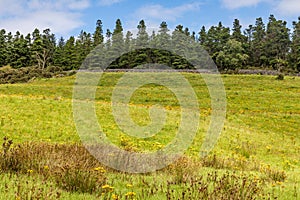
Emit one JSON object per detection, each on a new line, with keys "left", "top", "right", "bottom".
{"left": 0, "top": 73, "right": 299, "bottom": 199}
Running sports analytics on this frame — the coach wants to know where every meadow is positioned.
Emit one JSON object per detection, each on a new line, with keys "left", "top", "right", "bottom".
{"left": 0, "top": 73, "right": 299, "bottom": 199}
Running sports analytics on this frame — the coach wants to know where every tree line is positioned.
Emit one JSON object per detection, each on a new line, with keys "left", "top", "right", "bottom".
{"left": 0, "top": 15, "right": 300, "bottom": 72}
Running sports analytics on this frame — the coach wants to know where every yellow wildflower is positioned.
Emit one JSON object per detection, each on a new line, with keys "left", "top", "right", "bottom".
{"left": 102, "top": 184, "right": 114, "bottom": 192}
{"left": 102, "top": 184, "right": 111, "bottom": 189}
{"left": 93, "top": 167, "right": 106, "bottom": 173}
{"left": 112, "top": 194, "right": 118, "bottom": 199}
{"left": 125, "top": 192, "right": 136, "bottom": 196}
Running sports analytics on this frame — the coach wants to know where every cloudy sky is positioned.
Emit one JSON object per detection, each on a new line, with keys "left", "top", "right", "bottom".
{"left": 0, "top": 0, "right": 299, "bottom": 38}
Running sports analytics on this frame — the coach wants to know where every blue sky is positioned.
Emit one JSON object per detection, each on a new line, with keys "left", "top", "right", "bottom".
{"left": 0, "top": 0, "right": 299, "bottom": 39}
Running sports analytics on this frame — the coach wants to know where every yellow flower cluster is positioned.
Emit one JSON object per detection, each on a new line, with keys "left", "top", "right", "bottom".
{"left": 101, "top": 184, "right": 114, "bottom": 192}
{"left": 112, "top": 194, "right": 119, "bottom": 200}
{"left": 93, "top": 166, "right": 106, "bottom": 173}
{"left": 125, "top": 191, "right": 136, "bottom": 196}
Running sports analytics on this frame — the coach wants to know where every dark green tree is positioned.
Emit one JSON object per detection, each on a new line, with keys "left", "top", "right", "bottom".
{"left": 216, "top": 39, "right": 249, "bottom": 71}
{"left": 4, "top": 32, "right": 14, "bottom": 65}
{"left": 136, "top": 20, "right": 149, "bottom": 47}
{"left": 252, "top": 17, "right": 266, "bottom": 67}
{"left": 290, "top": 17, "right": 300, "bottom": 72}
{"left": 93, "top": 19, "right": 104, "bottom": 47}
{"left": 231, "top": 19, "right": 246, "bottom": 43}
{"left": 53, "top": 36, "right": 65, "bottom": 67}
{"left": 264, "top": 15, "right": 290, "bottom": 70}
{"left": 110, "top": 19, "right": 125, "bottom": 68}
{"left": 61, "top": 36, "right": 78, "bottom": 70}
{"left": 112, "top": 19, "right": 124, "bottom": 50}
{"left": 0, "top": 29, "right": 7, "bottom": 67}
{"left": 198, "top": 26, "right": 207, "bottom": 46}
{"left": 206, "top": 22, "right": 230, "bottom": 65}
{"left": 154, "top": 21, "right": 171, "bottom": 66}
{"left": 76, "top": 30, "right": 93, "bottom": 66}
{"left": 244, "top": 24, "right": 254, "bottom": 65}
{"left": 11, "top": 32, "right": 31, "bottom": 68}
{"left": 30, "top": 28, "right": 56, "bottom": 69}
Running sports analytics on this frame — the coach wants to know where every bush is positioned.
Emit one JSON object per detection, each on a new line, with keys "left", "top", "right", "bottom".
{"left": 166, "top": 171, "right": 267, "bottom": 200}
{"left": 0, "top": 66, "right": 69, "bottom": 84}
{"left": 276, "top": 74, "right": 284, "bottom": 80}
{"left": 0, "top": 138, "right": 107, "bottom": 194}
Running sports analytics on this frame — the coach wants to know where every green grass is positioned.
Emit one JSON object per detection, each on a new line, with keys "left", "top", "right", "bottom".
{"left": 0, "top": 73, "right": 299, "bottom": 199}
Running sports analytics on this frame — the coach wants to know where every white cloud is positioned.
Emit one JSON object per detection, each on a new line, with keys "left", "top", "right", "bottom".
{"left": 275, "top": 0, "right": 300, "bottom": 16}
{"left": 221, "top": 0, "right": 266, "bottom": 9}
{"left": 98, "top": 0, "right": 123, "bottom": 6}
{"left": 0, "top": 0, "right": 90, "bottom": 37}
{"left": 134, "top": 2, "right": 201, "bottom": 22}
{"left": 221, "top": 0, "right": 300, "bottom": 17}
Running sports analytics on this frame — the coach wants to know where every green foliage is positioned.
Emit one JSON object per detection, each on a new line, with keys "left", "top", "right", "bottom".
{"left": 1, "top": 16, "right": 300, "bottom": 72}
{"left": 216, "top": 39, "right": 249, "bottom": 70}
{"left": 290, "top": 17, "right": 300, "bottom": 72}
{"left": 93, "top": 19, "right": 104, "bottom": 47}
{"left": 276, "top": 73, "right": 284, "bottom": 80}
{"left": 0, "top": 66, "right": 68, "bottom": 84}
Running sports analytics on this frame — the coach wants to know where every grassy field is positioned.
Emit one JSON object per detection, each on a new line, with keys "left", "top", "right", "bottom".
{"left": 0, "top": 73, "right": 299, "bottom": 199}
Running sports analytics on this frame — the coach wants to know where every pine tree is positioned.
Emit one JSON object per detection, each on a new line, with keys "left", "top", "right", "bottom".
{"left": 0, "top": 29, "right": 7, "bottom": 67}
{"left": 76, "top": 30, "right": 93, "bottom": 65}
{"left": 244, "top": 25, "right": 254, "bottom": 65}
{"left": 171, "top": 25, "right": 191, "bottom": 69}
{"left": 93, "top": 19, "right": 104, "bottom": 47}
{"left": 110, "top": 19, "right": 124, "bottom": 68}
{"left": 206, "top": 22, "right": 230, "bottom": 64}
{"left": 11, "top": 32, "right": 31, "bottom": 68}
{"left": 53, "top": 37, "right": 65, "bottom": 67}
{"left": 198, "top": 26, "right": 207, "bottom": 46}
{"left": 156, "top": 21, "right": 170, "bottom": 49}
{"left": 252, "top": 17, "right": 266, "bottom": 67}
{"left": 290, "top": 17, "right": 300, "bottom": 72}
{"left": 264, "top": 15, "right": 290, "bottom": 70}
{"left": 136, "top": 20, "right": 149, "bottom": 47}
{"left": 154, "top": 21, "right": 171, "bottom": 66}
{"left": 5, "top": 32, "right": 14, "bottom": 65}
{"left": 112, "top": 19, "right": 124, "bottom": 51}
{"left": 118, "top": 31, "right": 134, "bottom": 68}
{"left": 62, "top": 36, "right": 77, "bottom": 70}
{"left": 31, "top": 28, "right": 43, "bottom": 67}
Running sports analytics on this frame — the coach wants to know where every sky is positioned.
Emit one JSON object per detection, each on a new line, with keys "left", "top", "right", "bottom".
{"left": 0, "top": 0, "right": 300, "bottom": 39}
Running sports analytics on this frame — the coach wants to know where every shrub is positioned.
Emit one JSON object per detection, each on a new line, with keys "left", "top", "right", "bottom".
{"left": 0, "top": 138, "right": 108, "bottom": 194}
{"left": 0, "top": 66, "right": 70, "bottom": 84}
{"left": 166, "top": 171, "right": 267, "bottom": 200}
{"left": 54, "top": 166, "right": 106, "bottom": 194}
{"left": 276, "top": 73, "right": 284, "bottom": 80}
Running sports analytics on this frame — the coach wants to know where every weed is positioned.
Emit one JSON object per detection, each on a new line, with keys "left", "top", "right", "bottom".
{"left": 276, "top": 74, "right": 284, "bottom": 80}
{"left": 166, "top": 171, "right": 268, "bottom": 200}
{"left": 260, "top": 164, "right": 287, "bottom": 182}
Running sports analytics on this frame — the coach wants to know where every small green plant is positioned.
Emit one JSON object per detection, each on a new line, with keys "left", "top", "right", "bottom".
{"left": 276, "top": 73, "right": 284, "bottom": 80}
{"left": 54, "top": 166, "right": 106, "bottom": 194}
{"left": 2, "top": 136, "right": 13, "bottom": 155}
{"left": 260, "top": 164, "right": 287, "bottom": 182}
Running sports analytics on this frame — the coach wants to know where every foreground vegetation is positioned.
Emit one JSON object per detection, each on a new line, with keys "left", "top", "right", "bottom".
{"left": 0, "top": 73, "right": 299, "bottom": 199}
